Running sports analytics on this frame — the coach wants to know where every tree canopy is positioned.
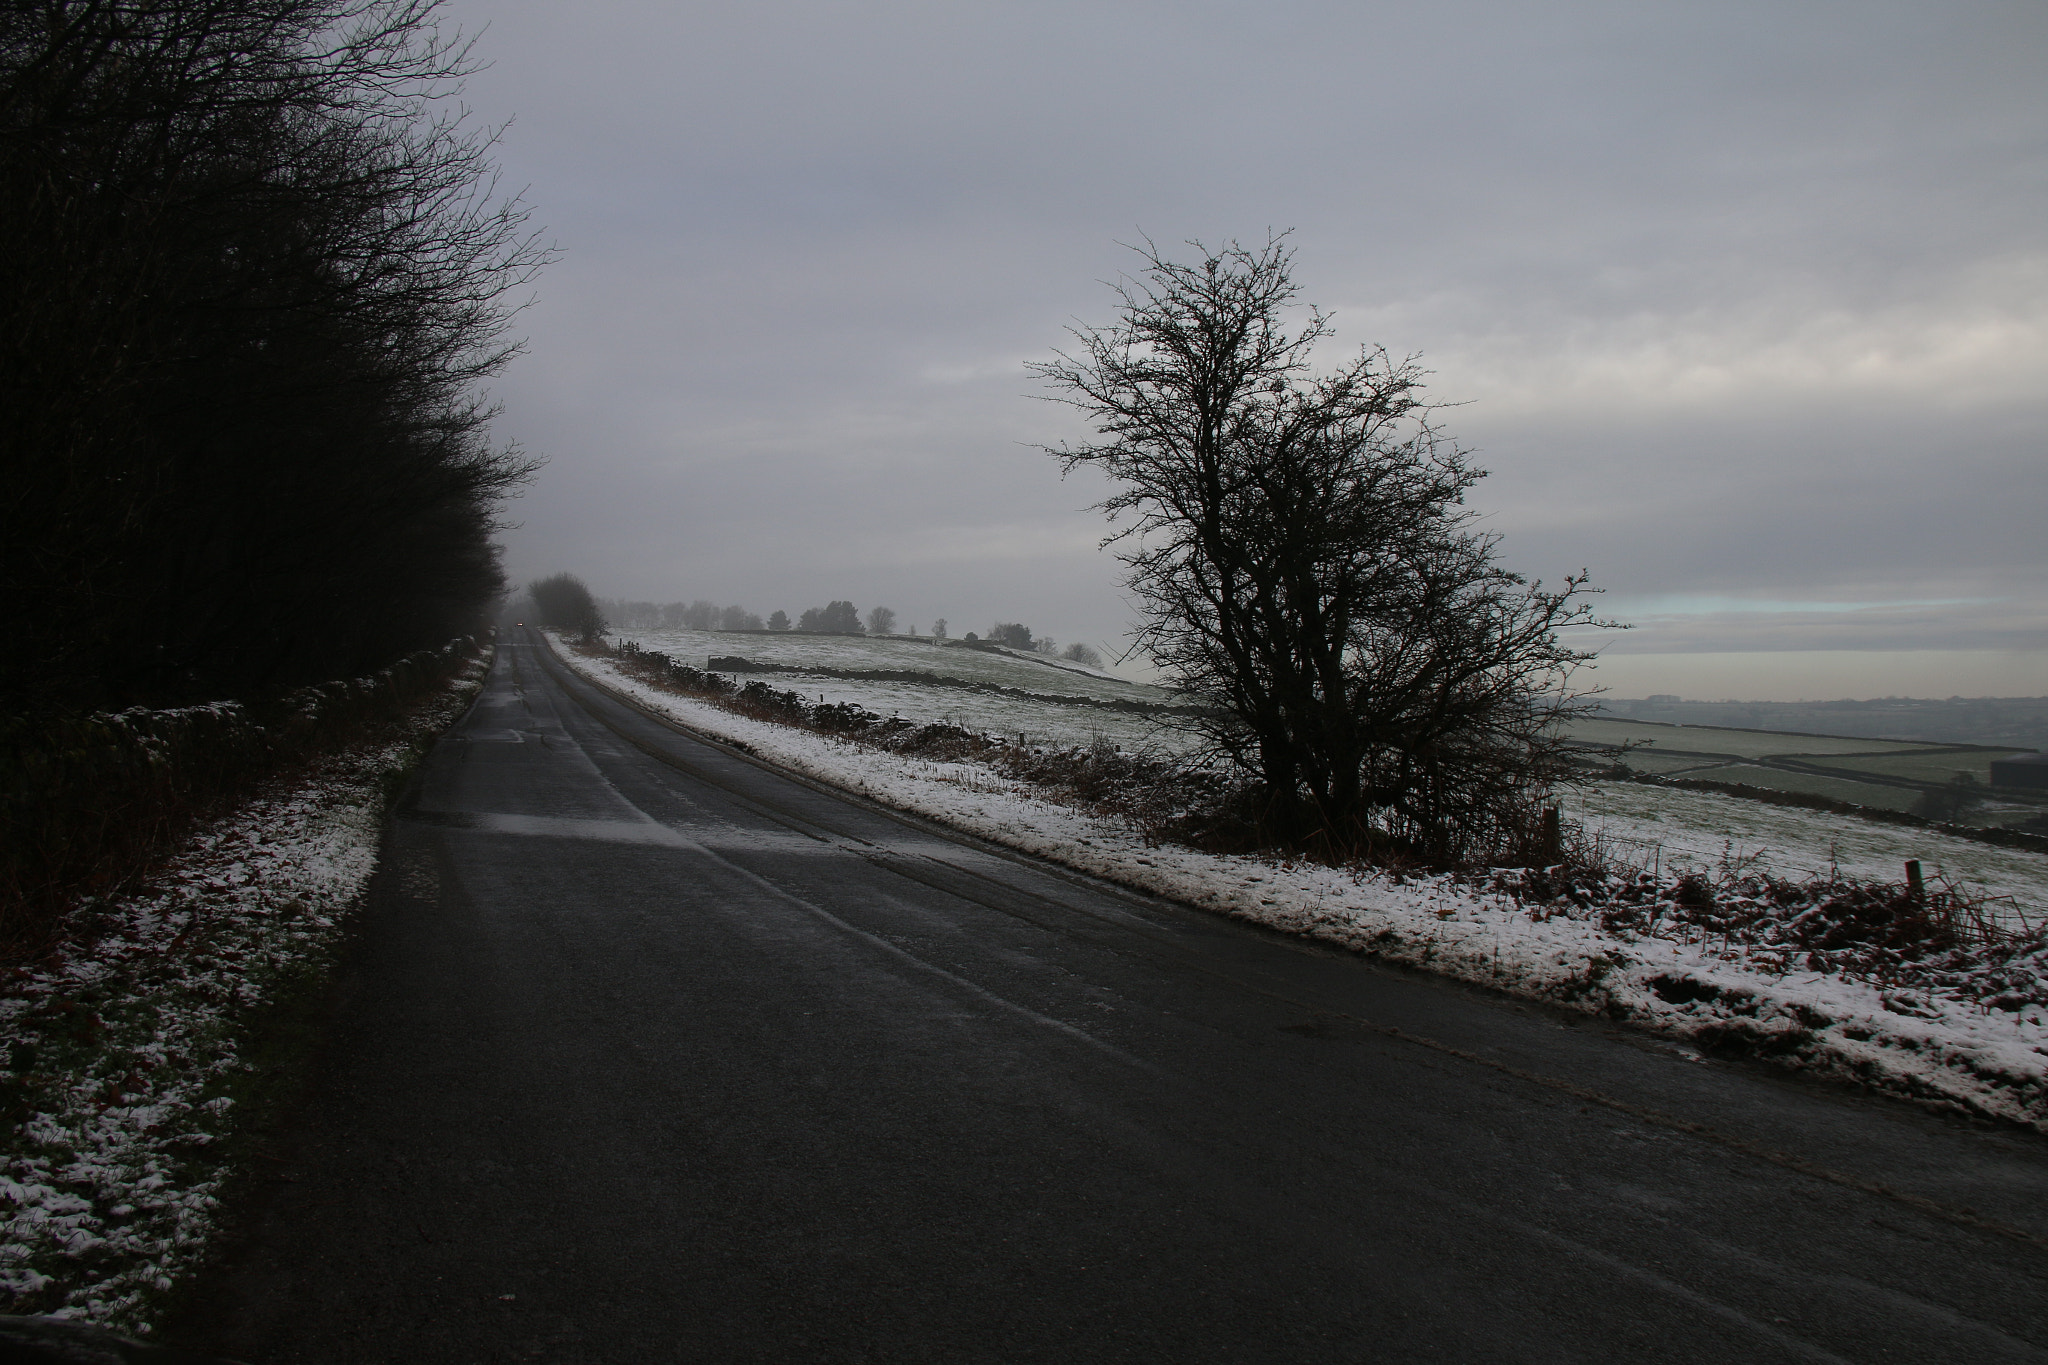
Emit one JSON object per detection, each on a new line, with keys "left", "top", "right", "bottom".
{"left": 1, "top": 0, "right": 548, "bottom": 712}
{"left": 528, "top": 574, "right": 604, "bottom": 642}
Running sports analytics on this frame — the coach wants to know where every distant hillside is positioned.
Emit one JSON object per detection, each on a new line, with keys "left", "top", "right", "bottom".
{"left": 1596, "top": 696, "right": 2048, "bottom": 751}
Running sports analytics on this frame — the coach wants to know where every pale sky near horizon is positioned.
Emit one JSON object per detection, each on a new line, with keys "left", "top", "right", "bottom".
{"left": 442, "top": 0, "right": 2045, "bottom": 701}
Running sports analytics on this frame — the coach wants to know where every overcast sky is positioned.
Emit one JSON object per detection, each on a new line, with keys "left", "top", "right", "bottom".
{"left": 441, "top": 0, "right": 2045, "bottom": 700}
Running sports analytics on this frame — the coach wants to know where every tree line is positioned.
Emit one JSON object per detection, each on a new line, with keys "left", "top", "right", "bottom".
{"left": 570, "top": 594, "right": 908, "bottom": 638}
{"left": 534, "top": 585, "right": 1105, "bottom": 665}
{"left": 1, "top": 0, "right": 546, "bottom": 716}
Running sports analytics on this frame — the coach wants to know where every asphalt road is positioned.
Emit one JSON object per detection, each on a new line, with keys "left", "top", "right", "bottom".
{"left": 171, "top": 632, "right": 2048, "bottom": 1363}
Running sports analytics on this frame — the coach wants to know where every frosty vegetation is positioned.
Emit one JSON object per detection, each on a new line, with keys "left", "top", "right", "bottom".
{"left": 0, "top": 651, "right": 490, "bottom": 1331}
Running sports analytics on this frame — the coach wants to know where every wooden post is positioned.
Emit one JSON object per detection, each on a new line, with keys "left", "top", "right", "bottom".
{"left": 1541, "top": 807, "right": 1561, "bottom": 865}
{"left": 1905, "top": 859, "right": 1925, "bottom": 900}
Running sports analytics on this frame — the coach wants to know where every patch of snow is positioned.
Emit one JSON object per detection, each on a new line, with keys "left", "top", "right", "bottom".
{"left": 616, "top": 627, "right": 1173, "bottom": 706}
{"left": 0, "top": 652, "right": 490, "bottom": 1332}
{"left": 1576, "top": 781, "right": 2045, "bottom": 922}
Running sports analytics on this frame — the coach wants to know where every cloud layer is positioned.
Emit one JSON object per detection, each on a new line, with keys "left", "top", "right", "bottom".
{"left": 446, "top": 0, "right": 2047, "bottom": 698}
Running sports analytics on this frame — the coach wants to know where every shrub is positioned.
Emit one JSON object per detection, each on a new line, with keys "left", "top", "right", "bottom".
{"left": 989, "top": 623, "right": 1034, "bottom": 648}
{"left": 1, "top": 637, "right": 486, "bottom": 952}
{"left": 528, "top": 574, "right": 606, "bottom": 641}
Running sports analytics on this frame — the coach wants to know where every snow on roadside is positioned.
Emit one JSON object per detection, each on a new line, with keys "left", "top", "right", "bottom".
{"left": 620, "top": 630, "right": 2048, "bottom": 924}
{"left": 560, "top": 641, "right": 2048, "bottom": 1133}
{"left": 0, "top": 653, "right": 489, "bottom": 1331}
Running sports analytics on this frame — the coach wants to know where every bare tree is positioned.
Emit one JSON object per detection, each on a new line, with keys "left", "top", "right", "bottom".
{"left": 528, "top": 574, "right": 605, "bottom": 642}
{"left": 932, "top": 618, "right": 948, "bottom": 639}
{"left": 866, "top": 605, "right": 897, "bottom": 635}
{"left": 1, "top": 0, "right": 549, "bottom": 711}
{"left": 1033, "top": 236, "right": 1615, "bottom": 860}
{"left": 1061, "top": 642, "right": 1104, "bottom": 668}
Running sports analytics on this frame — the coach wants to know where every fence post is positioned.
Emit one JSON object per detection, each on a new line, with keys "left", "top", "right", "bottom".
{"left": 1905, "top": 859, "right": 1925, "bottom": 901}
{"left": 1541, "top": 807, "right": 1561, "bottom": 865}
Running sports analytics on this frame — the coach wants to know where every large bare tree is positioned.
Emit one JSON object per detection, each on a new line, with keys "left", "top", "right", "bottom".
{"left": 1033, "top": 237, "right": 1615, "bottom": 861}
{"left": 1, "top": 0, "right": 547, "bottom": 711}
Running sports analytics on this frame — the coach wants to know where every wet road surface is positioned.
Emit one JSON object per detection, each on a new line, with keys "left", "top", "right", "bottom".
{"left": 171, "top": 632, "right": 2048, "bottom": 1362}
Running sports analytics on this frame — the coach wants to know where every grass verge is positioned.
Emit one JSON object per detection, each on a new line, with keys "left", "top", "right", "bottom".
{"left": 0, "top": 645, "right": 490, "bottom": 1332}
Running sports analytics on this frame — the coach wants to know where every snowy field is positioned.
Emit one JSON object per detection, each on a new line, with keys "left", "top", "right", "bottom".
{"left": 616, "top": 626, "right": 1192, "bottom": 756}
{"left": 618, "top": 628, "right": 2048, "bottom": 925}
{"left": 616, "top": 627, "right": 1172, "bottom": 706}
{"left": 0, "top": 654, "right": 490, "bottom": 1330}
{"left": 1573, "top": 783, "right": 2045, "bottom": 922}
{"left": 1567, "top": 715, "right": 1939, "bottom": 759}
{"left": 560, "top": 638, "right": 2048, "bottom": 1132}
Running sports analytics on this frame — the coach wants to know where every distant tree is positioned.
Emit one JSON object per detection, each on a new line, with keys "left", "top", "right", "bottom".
{"left": 1062, "top": 642, "right": 1104, "bottom": 668}
{"left": 867, "top": 606, "right": 898, "bottom": 635}
{"left": 682, "top": 600, "right": 718, "bottom": 631}
{"left": 989, "top": 623, "right": 1034, "bottom": 649}
{"left": 767, "top": 610, "right": 790, "bottom": 631}
{"left": 932, "top": 618, "right": 948, "bottom": 639}
{"left": 963, "top": 632, "right": 978, "bottom": 642}
{"left": 718, "top": 604, "right": 762, "bottom": 631}
{"left": 529, "top": 574, "right": 605, "bottom": 642}
{"left": 1032, "top": 637, "right": 1058, "bottom": 655}
{"left": 1033, "top": 235, "right": 1613, "bottom": 860}
{"left": 800, "top": 601, "right": 860, "bottom": 633}
{"left": 1914, "top": 773, "right": 1985, "bottom": 823}
{"left": 660, "top": 602, "right": 690, "bottom": 628}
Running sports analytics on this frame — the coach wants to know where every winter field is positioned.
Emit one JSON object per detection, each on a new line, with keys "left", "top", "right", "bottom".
{"left": 1568, "top": 714, "right": 2046, "bottom": 824}
{"left": 0, "top": 654, "right": 491, "bottom": 1331}
{"left": 616, "top": 628, "right": 2048, "bottom": 922}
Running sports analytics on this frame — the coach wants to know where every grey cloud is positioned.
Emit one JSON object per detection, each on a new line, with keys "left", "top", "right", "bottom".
{"left": 447, "top": 0, "right": 2046, "bottom": 693}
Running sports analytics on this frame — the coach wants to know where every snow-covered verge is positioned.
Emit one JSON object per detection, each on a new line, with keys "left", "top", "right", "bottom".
{"left": 0, "top": 650, "right": 490, "bottom": 1332}
{"left": 617, "top": 631, "right": 2047, "bottom": 925}
{"left": 558, "top": 639, "right": 2048, "bottom": 1133}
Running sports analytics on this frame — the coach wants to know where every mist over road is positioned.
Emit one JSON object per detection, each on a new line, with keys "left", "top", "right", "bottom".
{"left": 175, "top": 633, "right": 2048, "bottom": 1362}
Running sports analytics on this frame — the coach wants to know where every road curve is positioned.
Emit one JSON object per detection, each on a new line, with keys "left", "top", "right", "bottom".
{"left": 168, "top": 631, "right": 2048, "bottom": 1363}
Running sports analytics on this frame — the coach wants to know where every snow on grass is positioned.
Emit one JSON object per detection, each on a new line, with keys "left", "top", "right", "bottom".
{"left": 1575, "top": 781, "right": 2046, "bottom": 923}
{"left": 616, "top": 627, "right": 1175, "bottom": 706}
{"left": 0, "top": 655, "right": 488, "bottom": 1332}
{"left": 561, "top": 641, "right": 2048, "bottom": 1133}
{"left": 772, "top": 676, "right": 1180, "bottom": 756}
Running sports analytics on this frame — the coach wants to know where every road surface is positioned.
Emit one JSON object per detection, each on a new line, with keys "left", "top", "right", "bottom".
{"left": 170, "top": 632, "right": 2048, "bottom": 1362}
